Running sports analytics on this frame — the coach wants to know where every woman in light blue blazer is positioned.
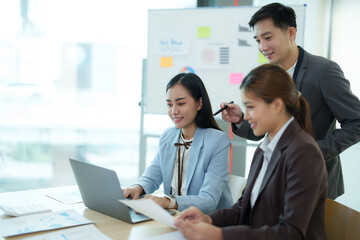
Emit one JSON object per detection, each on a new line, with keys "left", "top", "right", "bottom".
{"left": 124, "top": 73, "right": 232, "bottom": 214}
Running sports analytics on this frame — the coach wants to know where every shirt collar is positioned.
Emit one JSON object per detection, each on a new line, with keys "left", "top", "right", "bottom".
{"left": 180, "top": 132, "right": 194, "bottom": 143}
{"left": 260, "top": 116, "right": 294, "bottom": 153}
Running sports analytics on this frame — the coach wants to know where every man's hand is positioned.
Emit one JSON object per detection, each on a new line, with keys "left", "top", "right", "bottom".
{"left": 220, "top": 102, "right": 244, "bottom": 124}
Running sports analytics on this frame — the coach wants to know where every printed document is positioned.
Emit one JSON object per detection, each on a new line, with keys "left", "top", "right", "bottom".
{"left": 19, "top": 224, "right": 111, "bottom": 240}
{"left": 45, "top": 189, "right": 83, "bottom": 204}
{"left": 0, "top": 209, "right": 92, "bottom": 237}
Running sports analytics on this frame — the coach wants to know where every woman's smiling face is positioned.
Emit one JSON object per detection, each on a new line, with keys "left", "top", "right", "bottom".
{"left": 242, "top": 90, "right": 278, "bottom": 139}
{"left": 167, "top": 84, "right": 202, "bottom": 136}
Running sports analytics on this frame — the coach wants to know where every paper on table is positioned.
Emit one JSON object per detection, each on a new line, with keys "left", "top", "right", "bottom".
{"left": 119, "top": 199, "right": 176, "bottom": 228}
{"left": 19, "top": 224, "right": 111, "bottom": 240}
{"left": 145, "top": 230, "right": 186, "bottom": 240}
{"left": 0, "top": 209, "right": 92, "bottom": 237}
{"left": 45, "top": 189, "right": 83, "bottom": 204}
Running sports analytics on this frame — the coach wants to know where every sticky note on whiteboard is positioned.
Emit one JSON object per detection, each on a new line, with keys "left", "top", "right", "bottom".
{"left": 197, "top": 27, "right": 211, "bottom": 38}
{"left": 160, "top": 57, "right": 173, "bottom": 67}
{"left": 258, "top": 52, "right": 269, "bottom": 63}
{"left": 229, "top": 73, "right": 243, "bottom": 85}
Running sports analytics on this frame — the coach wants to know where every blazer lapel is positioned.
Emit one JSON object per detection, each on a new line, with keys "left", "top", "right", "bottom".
{"left": 256, "top": 121, "right": 300, "bottom": 201}
{"left": 185, "top": 128, "right": 203, "bottom": 191}
{"left": 163, "top": 129, "right": 181, "bottom": 195}
{"left": 294, "top": 47, "right": 308, "bottom": 91}
{"left": 257, "top": 149, "right": 281, "bottom": 196}
{"left": 240, "top": 148, "right": 264, "bottom": 222}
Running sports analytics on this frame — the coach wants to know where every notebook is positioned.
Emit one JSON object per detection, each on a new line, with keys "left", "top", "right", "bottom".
{"left": 69, "top": 158, "right": 169, "bottom": 224}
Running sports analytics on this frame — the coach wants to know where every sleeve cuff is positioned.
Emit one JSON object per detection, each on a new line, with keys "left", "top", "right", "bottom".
{"left": 164, "top": 194, "right": 176, "bottom": 209}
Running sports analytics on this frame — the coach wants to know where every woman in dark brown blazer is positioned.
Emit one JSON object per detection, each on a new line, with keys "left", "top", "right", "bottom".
{"left": 174, "top": 64, "right": 328, "bottom": 240}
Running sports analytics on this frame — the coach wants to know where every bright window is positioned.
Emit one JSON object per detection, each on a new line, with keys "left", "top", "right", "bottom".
{"left": 0, "top": 0, "right": 196, "bottom": 192}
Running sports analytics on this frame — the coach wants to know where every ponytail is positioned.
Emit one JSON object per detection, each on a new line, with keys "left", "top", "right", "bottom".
{"left": 293, "top": 95, "right": 313, "bottom": 137}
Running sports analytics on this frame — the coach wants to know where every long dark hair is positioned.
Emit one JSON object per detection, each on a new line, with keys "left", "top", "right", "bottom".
{"left": 240, "top": 64, "right": 313, "bottom": 137}
{"left": 166, "top": 73, "right": 220, "bottom": 131}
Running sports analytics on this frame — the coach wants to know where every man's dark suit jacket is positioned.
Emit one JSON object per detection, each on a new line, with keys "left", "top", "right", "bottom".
{"left": 212, "top": 120, "right": 328, "bottom": 239}
{"left": 233, "top": 47, "right": 360, "bottom": 199}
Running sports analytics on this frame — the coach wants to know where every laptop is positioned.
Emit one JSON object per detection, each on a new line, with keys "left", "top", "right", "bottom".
{"left": 69, "top": 158, "right": 173, "bottom": 224}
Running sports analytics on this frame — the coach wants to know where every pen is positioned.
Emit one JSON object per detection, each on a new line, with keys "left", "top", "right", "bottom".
{"left": 213, "top": 101, "right": 234, "bottom": 116}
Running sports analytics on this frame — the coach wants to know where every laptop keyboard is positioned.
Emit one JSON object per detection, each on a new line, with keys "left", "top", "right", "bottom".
{"left": 129, "top": 208, "right": 150, "bottom": 222}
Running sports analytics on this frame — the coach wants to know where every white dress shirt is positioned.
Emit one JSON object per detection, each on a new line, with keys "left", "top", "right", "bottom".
{"left": 250, "top": 116, "right": 294, "bottom": 207}
{"left": 286, "top": 61, "right": 297, "bottom": 78}
{"left": 170, "top": 134, "right": 193, "bottom": 196}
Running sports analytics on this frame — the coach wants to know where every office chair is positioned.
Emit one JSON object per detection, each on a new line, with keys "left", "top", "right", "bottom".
{"left": 325, "top": 198, "right": 360, "bottom": 240}
{"left": 229, "top": 174, "right": 247, "bottom": 203}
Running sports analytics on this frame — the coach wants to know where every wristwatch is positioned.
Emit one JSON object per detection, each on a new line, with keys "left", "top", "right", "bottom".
{"left": 164, "top": 194, "right": 176, "bottom": 209}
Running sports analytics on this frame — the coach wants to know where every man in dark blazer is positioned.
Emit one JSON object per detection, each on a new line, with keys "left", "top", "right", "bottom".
{"left": 221, "top": 2, "right": 360, "bottom": 199}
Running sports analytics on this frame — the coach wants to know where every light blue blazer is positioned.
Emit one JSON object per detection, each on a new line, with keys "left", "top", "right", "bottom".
{"left": 134, "top": 127, "right": 233, "bottom": 214}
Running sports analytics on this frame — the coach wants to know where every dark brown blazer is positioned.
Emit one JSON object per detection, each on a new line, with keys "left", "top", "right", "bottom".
{"left": 211, "top": 120, "right": 328, "bottom": 240}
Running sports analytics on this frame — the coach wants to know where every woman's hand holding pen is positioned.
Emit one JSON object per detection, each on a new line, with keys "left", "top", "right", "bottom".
{"left": 220, "top": 102, "right": 244, "bottom": 124}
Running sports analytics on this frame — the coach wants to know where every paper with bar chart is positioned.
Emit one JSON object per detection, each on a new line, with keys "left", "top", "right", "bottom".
{"left": 0, "top": 209, "right": 92, "bottom": 237}
{"left": 19, "top": 225, "right": 111, "bottom": 240}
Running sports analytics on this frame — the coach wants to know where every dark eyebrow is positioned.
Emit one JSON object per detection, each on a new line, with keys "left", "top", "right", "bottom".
{"left": 166, "top": 97, "right": 186, "bottom": 102}
{"left": 253, "top": 31, "right": 272, "bottom": 39}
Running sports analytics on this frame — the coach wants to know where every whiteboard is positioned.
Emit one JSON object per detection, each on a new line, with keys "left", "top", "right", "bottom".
{"left": 145, "top": 6, "right": 306, "bottom": 114}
